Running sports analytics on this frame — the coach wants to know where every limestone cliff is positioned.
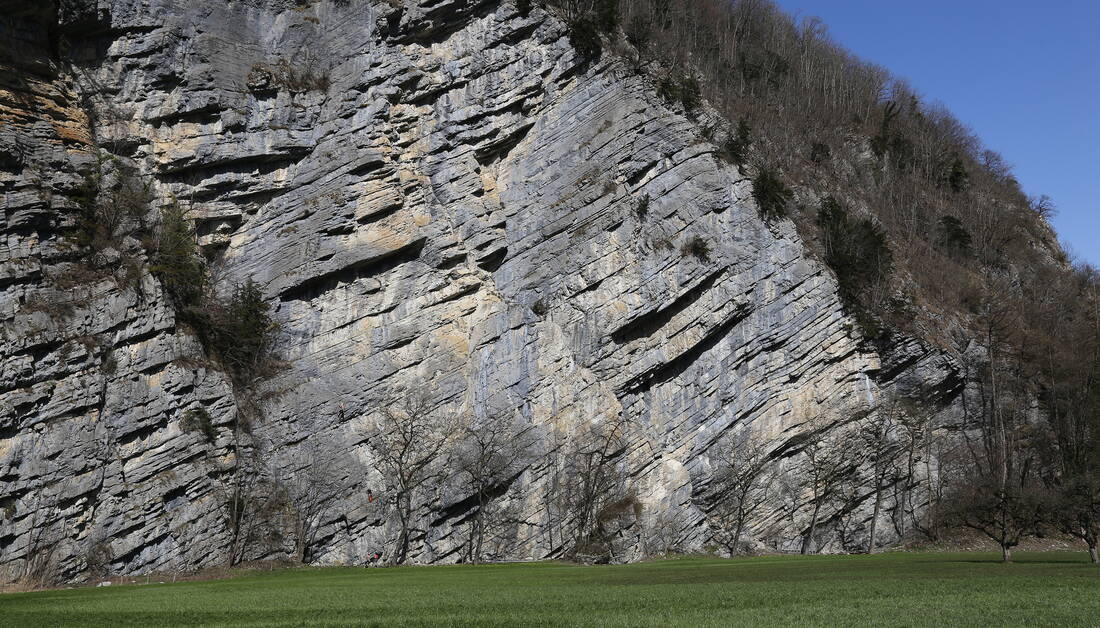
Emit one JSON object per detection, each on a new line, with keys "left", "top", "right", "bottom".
{"left": 0, "top": 0, "right": 962, "bottom": 582}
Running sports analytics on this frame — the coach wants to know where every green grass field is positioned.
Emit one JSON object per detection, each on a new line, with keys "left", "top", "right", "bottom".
{"left": 3, "top": 552, "right": 1099, "bottom": 627}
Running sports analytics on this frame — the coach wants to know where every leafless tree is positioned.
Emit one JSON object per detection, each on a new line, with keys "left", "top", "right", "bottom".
{"left": 19, "top": 487, "right": 64, "bottom": 587}
{"left": 1033, "top": 265, "right": 1100, "bottom": 563}
{"left": 224, "top": 451, "right": 264, "bottom": 566}
{"left": 703, "top": 429, "right": 774, "bottom": 555}
{"left": 277, "top": 439, "right": 346, "bottom": 564}
{"left": 1053, "top": 478, "right": 1100, "bottom": 564}
{"left": 860, "top": 404, "right": 908, "bottom": 553}
{"left": 798, "top": 419, "right": 860, "bottom": 555}
{"left": 948, "top": 479, "right": 1045, "bottom": 563}
{"left": 947, "top": 288, "right": 1045, "bottom": 562}
{"left": 1030, "top": 194, "right": 1056, "bottom": 219}
{"left": 454, "top": 414, "right": 538, "bottom": 563}
{"left": 364, "top": 390, "right": 460, "bottom": 565}
{"left": 831, "top": 465, "right": 870, "bottom": 551}
{"left": 641, "top": 507, "right": 692, "bottom": 558}
{"left": 545, "top": 415, "right": 635, "bottom": 561}
{"left": 890, "top": 401, "right": 943, "bottom": 541}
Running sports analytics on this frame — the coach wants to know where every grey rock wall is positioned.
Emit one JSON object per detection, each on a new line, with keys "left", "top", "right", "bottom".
{"left": 0, "top": 0, "right": 962, "bottom": 582}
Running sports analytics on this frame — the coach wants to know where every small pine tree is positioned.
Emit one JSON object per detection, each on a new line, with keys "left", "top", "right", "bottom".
{"left": 720, "top": 119, "right": 753, "bottom": 165}
{"left": 220, "top": 279, "right": 277, "bottom": 378}
{"left": 752, "top": 166, "right": 792, "bottom": 221}
{"left": 152, "top": 203, "right": 207, "bottom": 308}
{"left": 815, "top": 196, "right": 893, "bottom": 333}
{"left": 809, "top": 142, "right": 831, "bottom": 164}
{"left": 678, "top": 75, "right": 701, "bottom": 112}
{"left": 568, "top": 16, "right": 602, "bottom": 60}
{"left": 634, "top": 194, "right": 650, "bottom": 221}
{"left": 594, "top": 0, "right": 619, "bottom": 32}
{"left": 948, "top": 157, "right": 970, "bottom": 193}
{"left": 936, "top": 215, "right": 973, "bottom": 257}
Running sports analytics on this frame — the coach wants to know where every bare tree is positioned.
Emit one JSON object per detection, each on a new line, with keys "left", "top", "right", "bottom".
{"left": 545, "top": 415, "right": 634, "bottom": 561}
{"left": 889, "top": 400, "right": 940, "bottom": 540}
{"left": 948, "top": 479, "right": 1045, "bottom": 563}
{"left": 224, "top": 451, "right": 266, "bottom": 567}
{"left": 454, "top": 414, "right": 538, "bottom": 563}
{"left": 947, "top": 289, "right": 1045, "bottom": 562}
{"left": 364, "top": 391, "right": 460, "bottom": 565}
{"left": 1035, "top": 265, "right": 1100, "bottom": 563}
{"left": 798, "top": 420, "right": 859, "bottom": 555}
{"left": 19, "top": 487, "right": 64, "bottom": 587}
{"left": 860, "top": 404, "right": 911, "bottom": 553}
{"left": 703, "top": 429, "right": 774, "bottom": 555}
{"left": 641, "top": 507, "right": 691, "bottom": 558}
{"left": 831, "top": 465, "right": 871, "bottom": 551}
{"left": 1054, "top": 478, "right": 1100, "bottom": 564}
{"left": 277, "top": 439, "right": 345, "bottom": 564}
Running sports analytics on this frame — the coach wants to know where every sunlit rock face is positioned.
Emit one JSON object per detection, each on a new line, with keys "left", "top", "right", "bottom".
{"left": 0, "top": 0, "right": 962, "bottom": 581}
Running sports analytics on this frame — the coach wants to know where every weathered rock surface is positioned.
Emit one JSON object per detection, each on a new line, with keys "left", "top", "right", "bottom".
{"left": 0, "top": 0, "right": 963, "bottom": 581}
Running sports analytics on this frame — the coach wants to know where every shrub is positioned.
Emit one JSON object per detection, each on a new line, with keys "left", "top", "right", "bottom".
{"left": 151, "top": 203, "right": 207, "bottom": 309}
{"left": 531, "top": 298, "right": 548, "bottom": 317}
{"left": 71, "top": 168, "right": 103, "bottom": 253}
{"left": 248, "top": 58, "right": 330, "bottom": 94}
{"left": 681, "top": 235, "right": 711, "bottom": 261}
{"left": 150, "top": 204, "right": 276, "bottom": 384}
{"left": 947, "top": 156, "right": 970, "bottom": 193}
{"left": 658, "top": 73, "right": 701, "bottom": 112}
{"left": 634, "top": 194, "right": 650, "bottom": 221}
{"left": 85, "top": 540, "right": 113, "bottom": 578}
{"left": 223, "top": 279, "right": 278, "bottom": 379}
{"left": 182, "top": 407, "right": 217, "bottom": 442}
{"left": 567, "top": 17, "right": 602, "bottom": 60}
{"left": 936, "top": 215, "right": 973, "bottom": 257}
{"left": 70, "top": 163, "right": 151, "bottom": 264}
{"left": 816, "top": 196, "right": 893, "bottom": 332}
{"left": 719, "top": 119, "right": 752, "bottom": 165}
{"left": 809, "top": 142, "right": 831, "bottom": 164}
{"left": 751, "top": 165, "right": 792, "bottom": 221}
{"left": 649, "top": 235, "right": 674, "bottom": 251}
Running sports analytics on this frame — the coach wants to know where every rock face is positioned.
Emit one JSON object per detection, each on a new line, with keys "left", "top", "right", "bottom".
{"left": 0, "top": 0, "right": 962, "bottom": 581}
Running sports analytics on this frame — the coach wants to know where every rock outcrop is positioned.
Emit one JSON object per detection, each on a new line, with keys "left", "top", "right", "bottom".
{"left": 0, "top": 0, "right": 962, "bottom": 582}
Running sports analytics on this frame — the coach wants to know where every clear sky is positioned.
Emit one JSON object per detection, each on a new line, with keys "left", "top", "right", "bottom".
{"left": 773, "top": 0, "right": 1099, "bottom": 266}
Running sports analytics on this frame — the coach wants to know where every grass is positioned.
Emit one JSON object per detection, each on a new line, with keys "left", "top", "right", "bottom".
{"left": 3, "top": 552, "right": 1099, "bottom": 626}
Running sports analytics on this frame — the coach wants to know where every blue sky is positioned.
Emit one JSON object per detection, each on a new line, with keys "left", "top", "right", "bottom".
{"left": 774, "top": 0, "right": 1099, "bottom": 266}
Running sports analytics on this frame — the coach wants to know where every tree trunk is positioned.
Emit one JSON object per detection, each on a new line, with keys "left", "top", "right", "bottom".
{"left": 732, "top": 521, "right": 744, "bottom": 555}
{"left": 1089, "top": 544, "right": 1098, "bottom": 564}
{"left": 801, "top": 502, "right": 821, "bottom": 555}
{"left": 395, "top": 493, "right": 411, "bottom": 565}
{"left": 867, "top": 479, "right": 882, "bottom": 554}
{"left": 1001, "top": 545, "right": 1012, "bottom": 563}
{"left": 395, "top": 527, "right": 408, "bottom": 565}
{"left": 472, "top": 505, "right": 484, "bottom": 564}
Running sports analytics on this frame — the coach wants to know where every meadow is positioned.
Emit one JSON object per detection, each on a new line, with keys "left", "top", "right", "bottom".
{"left": 3, "top": 552, "right": 1099, "bottom": 627}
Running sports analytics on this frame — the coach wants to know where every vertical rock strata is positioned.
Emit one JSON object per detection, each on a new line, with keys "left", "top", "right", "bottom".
{"left": 0, "top": 0, "right": 961, "bottom": 580}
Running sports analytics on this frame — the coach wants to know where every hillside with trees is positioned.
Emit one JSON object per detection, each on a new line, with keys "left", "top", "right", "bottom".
{"left": 548, "top": 0, "right": 1100, "bottom": 562}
